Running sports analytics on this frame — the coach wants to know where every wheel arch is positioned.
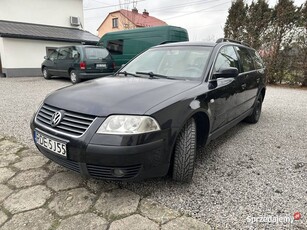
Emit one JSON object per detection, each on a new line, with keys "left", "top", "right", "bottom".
{"left": 260, "top": 87, "right": 266, "bottom": 100}
{"left": 169, "top": 109, "right": 211, "bottom": 160}
{"left": 168, "top": 109, "right": 211, "bottom": 175}
{"left": 68, "top": 68, "right": 75, "bottom": 75}
{"left": 193, "top": 111, "right": 210, "bottom": 148}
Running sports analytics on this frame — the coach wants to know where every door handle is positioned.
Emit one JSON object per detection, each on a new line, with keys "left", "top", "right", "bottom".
{"left": 241, "top": 83, "right": 247, "bottom": 89}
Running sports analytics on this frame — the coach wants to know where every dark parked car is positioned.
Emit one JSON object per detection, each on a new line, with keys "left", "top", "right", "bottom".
{"left": 31, "top": 39, "right": 266, "bottom": 182}
{"left": 42, "top": 45, "right": 115, "bottom": 84}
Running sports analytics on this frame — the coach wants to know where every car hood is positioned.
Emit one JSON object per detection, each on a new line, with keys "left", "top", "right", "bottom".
{"left": 44, "top": 77, "right": 200, "bottom": 116}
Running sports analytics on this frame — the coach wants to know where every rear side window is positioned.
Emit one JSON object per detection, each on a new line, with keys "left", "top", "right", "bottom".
{"left": 72, "top": 49, "right": 79, "bottom": 58}
{"left": 85, "top": 48, "right": 109, "bottom": 59}
{"left": 250, "top": 50, "right": 264, "bottom": 69}
{"left": 235, "top": 47, "right": 255, "bottom": 72}
{"left": 106, "top": 40, "right": 123, "bottom": 55}
{"left": 214, "top": 46, "right": 239, "bottom": 72}
{"left": 58, "top": 48, "right": 73, "bottom": 60}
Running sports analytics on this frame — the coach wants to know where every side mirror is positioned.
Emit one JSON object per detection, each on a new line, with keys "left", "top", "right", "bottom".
{"left": 212, "top": 67, "right": 238, "bottom": 79}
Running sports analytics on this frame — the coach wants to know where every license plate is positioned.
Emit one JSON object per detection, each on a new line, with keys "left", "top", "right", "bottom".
{"left": 35, "top": 131, "right": 67, "bottom": 157}
{"left": 96, "top": 64, "right": 106, "bottom": 68}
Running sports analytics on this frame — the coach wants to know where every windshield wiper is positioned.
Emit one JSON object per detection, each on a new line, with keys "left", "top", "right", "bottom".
{"left": 135, "top": 71, "right": 176, "bottom": 80}
{"left": 117, "top": 71, "right": 143, "bottom": 78}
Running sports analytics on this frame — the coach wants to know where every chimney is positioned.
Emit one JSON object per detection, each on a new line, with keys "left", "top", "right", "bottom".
{"left": 143, "top": 9, "right": 149, "bottom": 16}
{"left": 132, "top": 8, "right": 138, "bottom": 14}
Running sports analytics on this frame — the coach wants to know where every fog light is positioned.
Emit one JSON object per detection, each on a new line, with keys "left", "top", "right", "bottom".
{"left": 113, "top": 168, "right": 125, "bottom": 177}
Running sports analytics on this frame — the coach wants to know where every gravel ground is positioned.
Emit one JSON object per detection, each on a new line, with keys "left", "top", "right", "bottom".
{"left": 0, "top": 77, "right": 306, "bottom": 229}
{"left": 0, "top": 77, "right": 71, "bottom": 147}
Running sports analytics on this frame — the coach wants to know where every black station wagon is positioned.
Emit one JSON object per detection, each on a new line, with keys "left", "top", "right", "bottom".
{"left": 31, "top": 39, "right": 266, "bottom": 182}
{"left": 42, "top": 45, "right": 115, "bottom": 84}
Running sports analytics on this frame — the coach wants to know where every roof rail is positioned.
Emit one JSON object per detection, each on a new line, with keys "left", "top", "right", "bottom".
{"left": 216, "top": 38, "right": 250, "bottom": 47}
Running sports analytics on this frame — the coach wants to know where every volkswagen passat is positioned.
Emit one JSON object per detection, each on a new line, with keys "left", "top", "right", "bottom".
{"left": 31, "top": 39, "right": 266, "bottom": 182}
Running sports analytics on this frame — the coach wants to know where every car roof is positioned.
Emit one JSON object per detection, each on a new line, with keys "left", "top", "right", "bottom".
{"left": 77, "top": 45, "right": 103, "bottom": 48}
{"left": 153, "top": 40, "right": 254, "bottom": 50}
{"left": 56, "top": 45, "right": 104, "bottom": 49}
{"left": 155, "top": 41, "right": 216, "bottom": 48}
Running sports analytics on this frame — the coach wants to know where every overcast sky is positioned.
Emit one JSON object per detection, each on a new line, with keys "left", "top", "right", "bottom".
{"left": 83, "top": 0, "right": 306, "bottom": 41}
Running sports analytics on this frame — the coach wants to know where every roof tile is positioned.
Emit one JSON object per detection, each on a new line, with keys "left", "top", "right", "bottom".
{"left": 120, "top": 9, "right": 167, "bottom": 27}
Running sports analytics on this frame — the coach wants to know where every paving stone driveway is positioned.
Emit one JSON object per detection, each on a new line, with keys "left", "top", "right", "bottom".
{"left": 0, "top": 135, "right": 211, "bottom": 230}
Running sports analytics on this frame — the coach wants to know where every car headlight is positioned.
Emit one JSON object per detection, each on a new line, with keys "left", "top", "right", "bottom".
{"left": 97, "top": 115, "right": 161, "bottom": 134}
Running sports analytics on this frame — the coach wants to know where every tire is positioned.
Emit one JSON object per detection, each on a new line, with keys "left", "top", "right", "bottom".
{"left": 244, "top": 94, "right": 263, "bottom": 124}
{"left": 70, "top": 70, "right": 80, "bottom": 84}
{"left": 172, "top": 118, "right": 197, "bottom": 183}
{"left": 42, "top": 67, "right": 51, "bottom": 79}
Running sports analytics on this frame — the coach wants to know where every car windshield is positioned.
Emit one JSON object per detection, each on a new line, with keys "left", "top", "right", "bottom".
{"left": 85, "top": 48, "right": 109, "bottom": 59}
{"left": 121, "top": 46, "right": 213, "bottom": 81}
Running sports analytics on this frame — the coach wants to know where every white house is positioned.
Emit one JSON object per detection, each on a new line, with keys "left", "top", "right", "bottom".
{"left": 0, "top": 0, "right": 99, "bottom": 77}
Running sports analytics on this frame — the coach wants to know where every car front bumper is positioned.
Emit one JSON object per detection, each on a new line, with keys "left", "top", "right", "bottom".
{"left": 30, "top": 118, "right": 172, "bottom": 181}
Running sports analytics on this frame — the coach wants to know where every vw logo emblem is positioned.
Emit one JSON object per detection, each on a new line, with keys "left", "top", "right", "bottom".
{"left": 50, "top": 111, "right": 63, "bottom": 127}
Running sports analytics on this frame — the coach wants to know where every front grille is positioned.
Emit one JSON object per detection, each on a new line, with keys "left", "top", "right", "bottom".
{"left": 40, "top": 149, "right": 80, "bottom": 173}
{"left": 87, "top": 164, "right": 141, "bottom": 180}
{"left": 36, "top": 104, "right": 96, "bottom": 136}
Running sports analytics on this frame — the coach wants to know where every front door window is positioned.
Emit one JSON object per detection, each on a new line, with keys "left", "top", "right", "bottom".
{"left": 214, "top": 46, "right": 240, "bottom": 73}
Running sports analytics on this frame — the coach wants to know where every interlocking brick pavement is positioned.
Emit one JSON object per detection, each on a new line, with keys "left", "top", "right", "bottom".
{"left": 0, "top": 137, "right": 211, "bottom": 230}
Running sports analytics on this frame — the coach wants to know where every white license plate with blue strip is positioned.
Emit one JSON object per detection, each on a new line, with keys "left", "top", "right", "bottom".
{"left": 35, "top": 131, "right": 67, "bottom": 157}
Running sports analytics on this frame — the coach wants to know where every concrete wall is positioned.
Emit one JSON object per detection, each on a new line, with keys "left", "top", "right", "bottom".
{"left": 0, "top": 0, "right": 84, "bottom": 28}
{"left": 0, "top": 38, "right": 79, "bottom": 77}
{"left": 97, "top": 12, "right": 136, "bottom": 38}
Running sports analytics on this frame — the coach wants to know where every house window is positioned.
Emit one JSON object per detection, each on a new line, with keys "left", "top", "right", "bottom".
{"left": 112, "top": 18, "right": 118, "bottom": 28}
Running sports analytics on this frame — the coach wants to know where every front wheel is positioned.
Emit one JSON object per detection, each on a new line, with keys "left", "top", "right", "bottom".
{"left": 244, "top": 94, "right": 263, "bottom": 124}
{"left": 172, "top": 118, "right": 197, "bottom": 183}
{"left": 42, "top": 67, "right": 51, "bottom": 79}
{"left": 70, "top": 70, "right": 80, "bottom": 84}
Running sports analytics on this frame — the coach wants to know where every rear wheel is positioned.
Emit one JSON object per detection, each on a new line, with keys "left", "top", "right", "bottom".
{"left": 42, "top": 67, "right": 51, "bottom": 79}
{"left": 244, "top": 94, "right": 263, "bottom": 124}
{"left": 172, "top": 118, "right": 197, "bottom": 183}
{"left": 70, "top": 70, "right": 80, "bottom": 84}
